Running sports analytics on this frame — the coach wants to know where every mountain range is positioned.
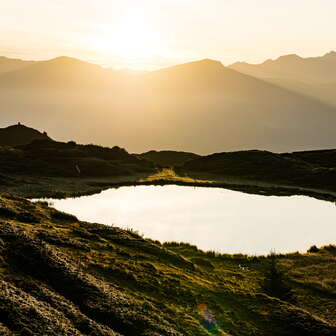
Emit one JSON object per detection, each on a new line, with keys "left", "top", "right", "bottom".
{"left": 229, "top": 51, "right": 336, "bottom": 106}
{"left": 0, "top": 53, "right": 336, "bottom": 154}
{"left": 229, "top": 51, "right": 336, "bottom": 83}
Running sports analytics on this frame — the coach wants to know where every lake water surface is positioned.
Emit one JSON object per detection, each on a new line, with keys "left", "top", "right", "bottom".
{"left": 40, "top": 185, "right": 336, "bottom": 255}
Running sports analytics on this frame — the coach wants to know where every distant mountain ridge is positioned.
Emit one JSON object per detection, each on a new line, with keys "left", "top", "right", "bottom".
{"left": 0, "top": 123, "right": 51, "bottom": 146}
{"left": 0, "top": 55, "right": 336, "bottom": 153}
{"left": 229, "top": 51, "right": 336, "bottom": 84}
{"left": 0, "top": 56, "right": 118, "bottom": 89}
{"left": 229, "top": 51, "right": 336, "bottom": 106}
{"left": 0, "top": 56, "right": 35, "bottom": 75}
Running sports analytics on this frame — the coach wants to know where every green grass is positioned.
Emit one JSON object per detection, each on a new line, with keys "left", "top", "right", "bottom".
{"left": 0, "top": 192, "right": 335, "bottom": 335}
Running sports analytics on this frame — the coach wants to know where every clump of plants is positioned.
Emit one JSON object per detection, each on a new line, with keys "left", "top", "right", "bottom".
{"left": 262, "top": 253, "right": 294, "bottom": 302}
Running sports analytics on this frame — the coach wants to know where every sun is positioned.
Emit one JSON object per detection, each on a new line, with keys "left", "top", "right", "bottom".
{"left": 91, "top": 14, "right": 161, "bottom": 63}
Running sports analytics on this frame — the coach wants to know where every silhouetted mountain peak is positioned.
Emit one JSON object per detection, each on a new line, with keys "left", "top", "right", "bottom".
{"left": 5, "top": 123, "right": 40, "bottom": 132}
{"left": 0, "top": 123, "right": 51, "bottom": 146}
{"left": 157, "top": 58, "right": 224, "bottom": 74}
{"left": 276, "top": 54, "right": 302, "bottom": 62}
{"left": 6, "top": 123, "right": 27, "bottom": 130}
{"left": 150, "top": 58, "right": 227, "bottom": 82}
{"left": 46, "top": 56, "right": 90, "bottom": 66}
{"left": 183, "top": 58, "right": 224, "bottom": 71}
{"left": 198, "top": 58, "right": 224, "bottom": 66}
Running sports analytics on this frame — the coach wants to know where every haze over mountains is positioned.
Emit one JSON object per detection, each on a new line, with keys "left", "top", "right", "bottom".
{"left": 230, "top": 51, "right": 336, "bottom": 107}
{"left": 0, "top": 56, "right": 35, "bottom": 75}
{"left": 230, "top": 51, "right": 336, "bottom": 83}
{"left": 1, "top": 53, "right": 336, "bottom": 154}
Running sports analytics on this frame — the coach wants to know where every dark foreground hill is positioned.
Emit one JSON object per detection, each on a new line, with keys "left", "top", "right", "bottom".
{"left": 0, "top": 124, "right": 51, "bottom": 146}
{"left": 138, "top": 150, "right": 200, "bottom": 167}
{"left": 0, "top": 193, "right": 335, "bottom": 336}
{"left": 0, "top": 139, "right": 154, "bottom": 178}
{"left": 177, "top": 149, "right": 336, "bottom": 192}
{"left": 0, "top": 127, "right": 334, "bottom": 199}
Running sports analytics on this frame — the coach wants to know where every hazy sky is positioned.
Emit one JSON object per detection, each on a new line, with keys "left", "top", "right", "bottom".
{"left": 1, "top": 0, "right": 335, "bottom": 69}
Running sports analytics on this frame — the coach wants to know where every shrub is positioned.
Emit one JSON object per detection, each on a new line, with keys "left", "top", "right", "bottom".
{"left": 307, "top": 245, "right": 319, "bottom": 253}
{"left": 262, "top": 255, "right": 294, "bottom": 302}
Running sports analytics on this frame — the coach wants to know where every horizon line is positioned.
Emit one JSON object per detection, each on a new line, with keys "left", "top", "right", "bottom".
{"left": 1, "top": 49, "right": 335, "bottom": 72}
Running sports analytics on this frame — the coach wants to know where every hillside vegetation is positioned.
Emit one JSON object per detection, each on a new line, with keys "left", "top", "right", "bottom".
{"left": 0, "top": 139, "right": 154, "bottom": 178}
{"left": 138, "top": 150, "right": 200, "bottom": 167}
{"left": 177, "top": 149, "right": 336, "bottom": 192}
{"left": 0, "top": 127, "right": 334, "bottom": 201}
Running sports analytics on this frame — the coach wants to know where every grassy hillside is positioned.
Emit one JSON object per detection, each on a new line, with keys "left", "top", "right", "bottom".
{"left": 138, "top": 150, "right": 200, "bottom": 167}
{"left": 0, "top": 139, "right": 154, "bottom": 178}
{"left": 0, "top": 192, "right": 335, "bottom": 335}
{"left": 0, "top": 136, "right": 334, "bottom": 201}
{"left": 177, "top": 150, "right": 336, "bottom": 192}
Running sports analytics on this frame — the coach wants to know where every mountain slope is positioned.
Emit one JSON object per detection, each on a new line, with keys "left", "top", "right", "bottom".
{"left": 0, "top": 56, "right": 34, "bottom": 75}
{"left": 229, "top": 51, "right": 336, "bottom": 84}
{"left": 0, "top": 56, "right": 118, "bottom": 89}
{"left": 264, "top": 78, "right": 336, "bottom": 107}
{"left": 139, "top": 59, "right": 336, "bottom": 153}
{"left": 0, "top": 124, "right": 51, "bottom": 146}
{"left": 0, "top": 136, "right": 154, "bottom": 178}
{"left": 0, "top": 56, "right": 336, "bottom": 153}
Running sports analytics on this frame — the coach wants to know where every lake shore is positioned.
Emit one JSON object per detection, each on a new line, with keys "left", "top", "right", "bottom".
{"left": 2, "top": 168, "right": 335, "bottom": 203}
{"left": 0, "top": 191, "right": 335, "bottom": 335}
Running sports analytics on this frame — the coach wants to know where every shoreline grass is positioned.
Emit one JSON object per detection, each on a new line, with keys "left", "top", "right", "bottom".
{"left": 1, "top": 168, "right": 335, "bottom": 202}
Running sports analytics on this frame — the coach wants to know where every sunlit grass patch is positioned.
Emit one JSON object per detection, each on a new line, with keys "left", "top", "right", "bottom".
{"left": 139, "top": 168, "right": 214, "bottom": 183}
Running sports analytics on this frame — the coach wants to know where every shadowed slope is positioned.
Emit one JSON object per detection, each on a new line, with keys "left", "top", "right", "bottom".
{"left": 138, "top": 150, "right": 200, "bottom": 167}
{"left": 178, "top": 149, "right": 336, "bottom": 191}
{"left": 0, "top": 124, "right": 51, "bottom": 146}
{"left": 0, "top": 137, "right": 154, "bottom": 178}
